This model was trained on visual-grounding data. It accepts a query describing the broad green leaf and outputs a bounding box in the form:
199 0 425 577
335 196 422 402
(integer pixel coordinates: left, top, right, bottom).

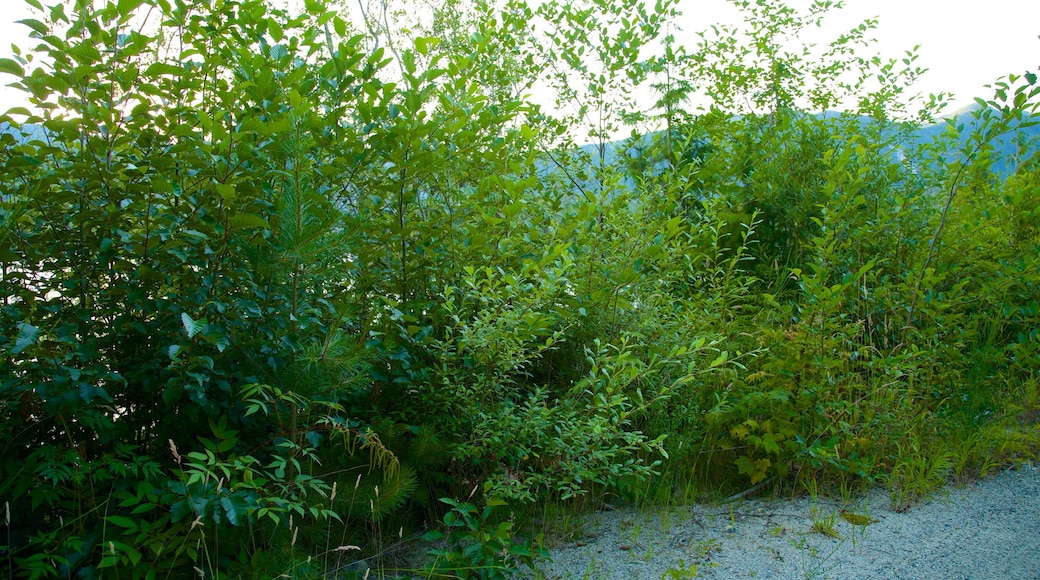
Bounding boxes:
5 154 41 168
205 328 230 352
236 117 265 134
67 43 102 64
150 178 173 194
117 0 145 19
17 18 47 35
268 18 283 42
708 351 729 368
216 437 237 453
143 62 184 77
220 495 249 526
415 36 439 57
0 58 24 77
12 322 39 354
80 384 113 404
181 313 206 339
761 433 782 455
229 213 269 229
106 515 139 530
215 183 237 202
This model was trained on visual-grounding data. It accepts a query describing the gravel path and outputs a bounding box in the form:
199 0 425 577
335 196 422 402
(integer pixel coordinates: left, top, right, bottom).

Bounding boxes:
537 463 1040 579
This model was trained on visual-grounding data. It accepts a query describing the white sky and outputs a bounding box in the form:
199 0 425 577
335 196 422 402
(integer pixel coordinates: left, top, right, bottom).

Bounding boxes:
0 0 1036 115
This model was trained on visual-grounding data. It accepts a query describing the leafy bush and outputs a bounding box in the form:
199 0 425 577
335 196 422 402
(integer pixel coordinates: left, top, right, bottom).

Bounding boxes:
0 0 408 575
424 497 547 579
1 0 1039 576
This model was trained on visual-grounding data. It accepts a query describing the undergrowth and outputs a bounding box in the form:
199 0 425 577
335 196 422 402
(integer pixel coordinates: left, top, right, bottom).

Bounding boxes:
1 0 1038 577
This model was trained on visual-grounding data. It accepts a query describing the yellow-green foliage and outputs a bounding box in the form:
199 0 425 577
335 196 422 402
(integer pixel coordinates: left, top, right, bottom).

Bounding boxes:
1 0 1038 578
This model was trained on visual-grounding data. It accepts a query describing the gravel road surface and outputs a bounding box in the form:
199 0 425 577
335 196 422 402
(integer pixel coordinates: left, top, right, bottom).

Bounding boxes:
538 463 1040 579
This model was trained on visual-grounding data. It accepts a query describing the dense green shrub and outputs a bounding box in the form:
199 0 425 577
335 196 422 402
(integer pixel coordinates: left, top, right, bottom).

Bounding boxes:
1 0 1038 576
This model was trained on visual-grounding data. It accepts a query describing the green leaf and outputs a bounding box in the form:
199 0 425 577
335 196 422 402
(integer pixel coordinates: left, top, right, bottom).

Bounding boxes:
106 515 139 530
67 42 102 64
4 154 40 170
235 117 266 134
0 58 24 77
215 183 237 202
181 313 206 339
268 18 284 42
143 62 184 77
117 0 145 19
840 510 877 526
221 496 244 526
415 36 439 57
216 437 236 453
210 332 229 353
12 322 39 354
708 351 729 368
761 433 782 455
17 18 47 36
229 213 269 229
80 383 112 404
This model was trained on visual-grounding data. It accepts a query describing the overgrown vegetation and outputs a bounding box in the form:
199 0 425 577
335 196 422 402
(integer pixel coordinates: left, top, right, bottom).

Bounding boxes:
0 0 1037 577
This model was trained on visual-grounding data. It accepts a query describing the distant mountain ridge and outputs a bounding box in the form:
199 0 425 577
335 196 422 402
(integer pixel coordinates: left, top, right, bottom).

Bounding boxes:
4 106 1037 181
570 106 1040 179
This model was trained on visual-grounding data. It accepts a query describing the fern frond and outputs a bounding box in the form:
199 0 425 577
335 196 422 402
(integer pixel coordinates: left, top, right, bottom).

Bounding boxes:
360 428 400 480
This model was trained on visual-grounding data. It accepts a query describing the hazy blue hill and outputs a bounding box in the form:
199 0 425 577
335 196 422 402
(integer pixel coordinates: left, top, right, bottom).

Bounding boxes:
5 105 1038 181
913 104 1040 174
558 106 1039 181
